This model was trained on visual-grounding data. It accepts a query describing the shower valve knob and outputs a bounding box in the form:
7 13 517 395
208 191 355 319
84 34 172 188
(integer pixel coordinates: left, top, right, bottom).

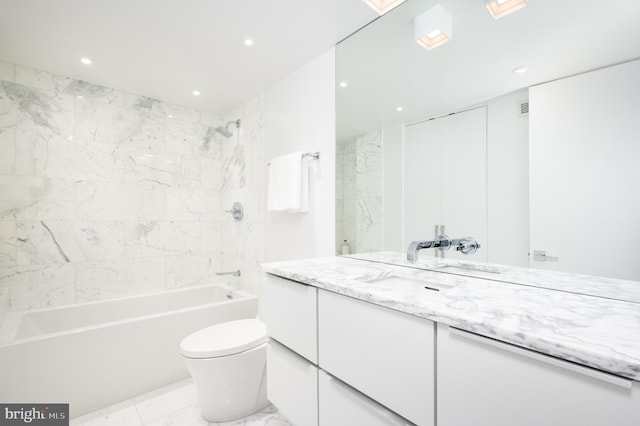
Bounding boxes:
225 202 243 221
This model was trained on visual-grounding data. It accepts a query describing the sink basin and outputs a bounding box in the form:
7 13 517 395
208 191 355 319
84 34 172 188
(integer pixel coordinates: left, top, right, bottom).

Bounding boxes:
364 275 453 293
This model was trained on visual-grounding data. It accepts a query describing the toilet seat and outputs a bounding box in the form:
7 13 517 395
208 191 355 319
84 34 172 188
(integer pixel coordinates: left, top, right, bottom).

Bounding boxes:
180 319 266 359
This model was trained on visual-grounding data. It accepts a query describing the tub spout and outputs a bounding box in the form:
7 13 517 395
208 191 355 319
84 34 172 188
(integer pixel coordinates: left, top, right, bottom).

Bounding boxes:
216 270 241 277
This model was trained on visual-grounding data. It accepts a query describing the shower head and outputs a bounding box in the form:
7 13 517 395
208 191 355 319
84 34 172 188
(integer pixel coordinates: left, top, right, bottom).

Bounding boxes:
214 118 241 138
215 126 233 138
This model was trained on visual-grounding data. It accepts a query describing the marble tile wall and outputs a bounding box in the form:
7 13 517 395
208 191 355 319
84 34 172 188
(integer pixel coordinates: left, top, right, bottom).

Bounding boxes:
336 129 383 254
217 95 265 298
335 143 346 254
0 60 264 312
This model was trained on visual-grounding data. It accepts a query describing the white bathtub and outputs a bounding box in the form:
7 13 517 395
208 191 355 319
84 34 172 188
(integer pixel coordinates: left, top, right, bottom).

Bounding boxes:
0 284 258 418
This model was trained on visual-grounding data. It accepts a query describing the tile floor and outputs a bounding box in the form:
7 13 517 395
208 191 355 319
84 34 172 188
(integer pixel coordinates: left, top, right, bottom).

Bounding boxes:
70 378 292 426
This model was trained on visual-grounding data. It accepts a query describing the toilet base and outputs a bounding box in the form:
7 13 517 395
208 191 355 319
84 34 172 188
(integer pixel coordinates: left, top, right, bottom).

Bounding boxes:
185 342 269 422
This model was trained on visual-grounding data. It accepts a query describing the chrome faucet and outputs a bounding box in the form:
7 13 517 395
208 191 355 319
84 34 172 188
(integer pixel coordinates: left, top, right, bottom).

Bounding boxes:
407 235 480 263
407 235 452 263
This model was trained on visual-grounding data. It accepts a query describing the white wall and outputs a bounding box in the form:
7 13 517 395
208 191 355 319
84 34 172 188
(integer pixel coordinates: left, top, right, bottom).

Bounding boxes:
486 89 529 267
529 59 640 280
264 49 336 262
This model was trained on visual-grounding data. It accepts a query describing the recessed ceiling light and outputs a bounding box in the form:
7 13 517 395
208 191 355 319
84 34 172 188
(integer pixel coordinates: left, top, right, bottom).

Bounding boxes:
244 38 254 47
485 0 528 20
80 57 92 65
396 106 403 112
192 90 201 96
513 66 527 74
167 114 174 119
363 0 406 15
339 81 348 88
415 5 453 51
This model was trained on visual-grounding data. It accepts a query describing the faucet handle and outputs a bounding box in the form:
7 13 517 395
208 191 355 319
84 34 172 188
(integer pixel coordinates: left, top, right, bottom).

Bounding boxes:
456 237 480 255
436 235 452 251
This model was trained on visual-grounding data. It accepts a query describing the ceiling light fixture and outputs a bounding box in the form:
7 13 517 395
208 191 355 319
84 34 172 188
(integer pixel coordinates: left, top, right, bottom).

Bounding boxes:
396 106 403 112
80 57 92 65
244 38 254 47
485 0 527 20
192 90 201 96
512 66 527 74
363 0 406 15
339 81 348 88
415 5 452 51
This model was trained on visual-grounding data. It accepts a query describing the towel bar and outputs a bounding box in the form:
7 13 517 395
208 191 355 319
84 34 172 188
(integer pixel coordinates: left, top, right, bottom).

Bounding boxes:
268 151 319 166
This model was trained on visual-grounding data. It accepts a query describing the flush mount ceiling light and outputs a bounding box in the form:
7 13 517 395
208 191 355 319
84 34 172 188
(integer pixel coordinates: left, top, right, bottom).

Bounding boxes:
244 38 254 47
192 90 201 96
415 5 452 51
80 57 92 65
485 0 527 20
363 0 406 15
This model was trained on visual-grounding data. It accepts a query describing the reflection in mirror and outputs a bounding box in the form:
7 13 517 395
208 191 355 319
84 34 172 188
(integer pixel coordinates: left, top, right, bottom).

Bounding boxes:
335 0 640 285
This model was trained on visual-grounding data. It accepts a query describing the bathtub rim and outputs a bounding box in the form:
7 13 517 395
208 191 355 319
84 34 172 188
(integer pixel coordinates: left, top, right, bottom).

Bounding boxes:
0 283 256 346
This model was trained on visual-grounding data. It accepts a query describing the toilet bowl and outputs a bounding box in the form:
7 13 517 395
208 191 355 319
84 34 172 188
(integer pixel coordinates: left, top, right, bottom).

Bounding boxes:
180 318 269 422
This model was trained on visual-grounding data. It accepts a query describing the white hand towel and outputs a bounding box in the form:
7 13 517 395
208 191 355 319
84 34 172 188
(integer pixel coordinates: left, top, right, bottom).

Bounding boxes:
267 152 310 212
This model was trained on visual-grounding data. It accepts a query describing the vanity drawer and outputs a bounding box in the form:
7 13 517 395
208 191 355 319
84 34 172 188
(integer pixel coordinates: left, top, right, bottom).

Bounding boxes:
264 274 317 363
437 324 640 426
319 370 413 426
267 340 318 426
318 289 435 426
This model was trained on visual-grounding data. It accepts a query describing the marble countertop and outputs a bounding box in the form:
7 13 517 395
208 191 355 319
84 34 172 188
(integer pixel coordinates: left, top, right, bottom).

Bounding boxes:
262 254 640 381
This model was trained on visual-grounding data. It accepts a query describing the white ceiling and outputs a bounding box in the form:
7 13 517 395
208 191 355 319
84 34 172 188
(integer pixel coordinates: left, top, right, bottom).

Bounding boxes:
0 0 377 115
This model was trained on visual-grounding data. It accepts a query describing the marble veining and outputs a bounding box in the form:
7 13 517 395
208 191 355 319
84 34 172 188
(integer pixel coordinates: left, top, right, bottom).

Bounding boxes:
0 59 266 311
336 129 383 254
262 255 640 381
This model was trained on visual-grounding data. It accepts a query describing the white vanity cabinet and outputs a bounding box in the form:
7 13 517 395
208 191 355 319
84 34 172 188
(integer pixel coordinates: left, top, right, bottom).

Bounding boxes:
267 339 318 426
318 370 412 426
318 289 435 426
264 274 317 363
265 273 433 425
264 274 318 426
437 324 640 426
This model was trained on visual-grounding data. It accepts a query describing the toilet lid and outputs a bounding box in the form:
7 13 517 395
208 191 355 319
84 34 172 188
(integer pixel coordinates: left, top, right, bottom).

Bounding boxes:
180 319 267 359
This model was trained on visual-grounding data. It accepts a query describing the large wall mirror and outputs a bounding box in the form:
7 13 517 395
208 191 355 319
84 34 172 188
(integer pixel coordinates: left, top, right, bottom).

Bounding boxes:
335 0 640 283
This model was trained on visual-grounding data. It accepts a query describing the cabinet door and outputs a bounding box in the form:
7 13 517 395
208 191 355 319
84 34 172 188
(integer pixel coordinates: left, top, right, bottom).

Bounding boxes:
319 370 413 426
267 340 318 426
264 274 317 363
318 290 435 426
437 324 640 426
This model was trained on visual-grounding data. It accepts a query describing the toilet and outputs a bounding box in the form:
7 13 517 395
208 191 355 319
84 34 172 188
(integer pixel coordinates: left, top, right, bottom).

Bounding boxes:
180 318 269 422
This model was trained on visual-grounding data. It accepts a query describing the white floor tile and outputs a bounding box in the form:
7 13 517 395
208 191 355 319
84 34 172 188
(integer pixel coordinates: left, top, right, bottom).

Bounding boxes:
144 403 208 426
71 378 288 426
210 405 293 426
70 399 142 426
133 378 199 424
